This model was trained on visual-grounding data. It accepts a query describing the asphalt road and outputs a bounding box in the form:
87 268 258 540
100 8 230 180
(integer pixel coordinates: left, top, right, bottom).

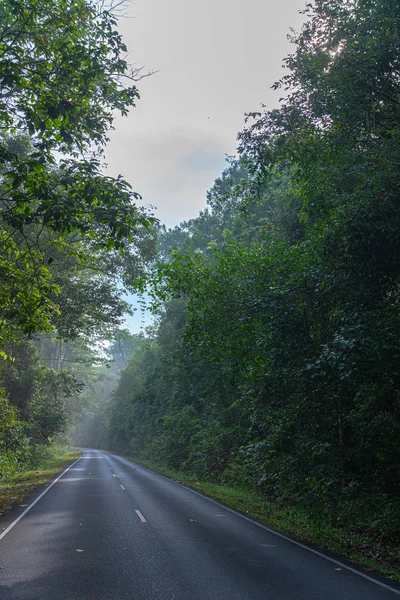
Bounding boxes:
1 449 399 600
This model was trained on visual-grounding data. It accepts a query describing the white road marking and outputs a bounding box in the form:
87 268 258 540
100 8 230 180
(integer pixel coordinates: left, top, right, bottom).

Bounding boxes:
0 455 82 542
215 514 226 517
120 484 125 490
135 509 146 523
80 456 102 459
116 454 400 597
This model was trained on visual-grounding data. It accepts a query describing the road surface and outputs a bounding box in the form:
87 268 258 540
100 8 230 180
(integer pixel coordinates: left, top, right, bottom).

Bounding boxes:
0 448 399 599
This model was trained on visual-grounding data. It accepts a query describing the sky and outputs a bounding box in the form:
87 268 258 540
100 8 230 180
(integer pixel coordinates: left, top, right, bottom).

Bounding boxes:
105 0 306 228
104 0 307 331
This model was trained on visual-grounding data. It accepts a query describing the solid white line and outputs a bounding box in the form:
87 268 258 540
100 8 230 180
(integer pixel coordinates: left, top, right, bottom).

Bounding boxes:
135 509 146 523
110 454 400 597
0 455 83 542
184 488 400 595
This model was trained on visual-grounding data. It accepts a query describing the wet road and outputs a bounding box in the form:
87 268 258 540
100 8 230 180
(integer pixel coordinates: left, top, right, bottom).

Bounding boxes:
1 448 399 599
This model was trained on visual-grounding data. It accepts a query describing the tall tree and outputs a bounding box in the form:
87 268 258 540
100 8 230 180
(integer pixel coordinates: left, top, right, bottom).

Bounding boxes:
0 0 158 474
100 0 400 546
0 0 156 342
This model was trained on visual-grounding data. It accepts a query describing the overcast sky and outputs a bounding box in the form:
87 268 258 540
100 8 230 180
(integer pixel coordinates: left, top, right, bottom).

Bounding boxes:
105 0 306 228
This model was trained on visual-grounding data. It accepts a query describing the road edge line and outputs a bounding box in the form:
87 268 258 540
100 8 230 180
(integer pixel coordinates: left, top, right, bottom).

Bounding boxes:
169 476 400 595
109 452 400 597
0 454 83 542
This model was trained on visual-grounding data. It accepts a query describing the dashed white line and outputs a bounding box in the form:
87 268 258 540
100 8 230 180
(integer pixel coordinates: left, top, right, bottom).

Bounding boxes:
120 484 125 490
122 456 400 597
135 509 146 523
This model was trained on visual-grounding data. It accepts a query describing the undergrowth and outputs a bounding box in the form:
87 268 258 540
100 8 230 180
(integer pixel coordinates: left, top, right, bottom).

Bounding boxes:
119 453 400 584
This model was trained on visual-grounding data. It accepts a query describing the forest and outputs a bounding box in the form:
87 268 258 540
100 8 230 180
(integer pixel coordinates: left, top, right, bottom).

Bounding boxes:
1 0 400 565
0 0 157 478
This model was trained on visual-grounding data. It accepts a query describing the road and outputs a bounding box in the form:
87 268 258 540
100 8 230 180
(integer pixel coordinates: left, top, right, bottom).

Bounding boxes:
0 449 399 599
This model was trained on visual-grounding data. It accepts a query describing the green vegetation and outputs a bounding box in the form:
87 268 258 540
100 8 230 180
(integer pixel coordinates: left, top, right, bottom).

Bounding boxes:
2 0 400 580
83 0 400 576
0 446 81 516
0 0 156 477
120 454 400 582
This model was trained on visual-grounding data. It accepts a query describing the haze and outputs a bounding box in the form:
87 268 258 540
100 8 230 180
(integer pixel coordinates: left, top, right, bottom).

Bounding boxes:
105 0 306 227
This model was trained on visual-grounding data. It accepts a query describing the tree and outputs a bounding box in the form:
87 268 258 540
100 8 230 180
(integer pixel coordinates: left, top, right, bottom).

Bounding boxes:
0 0 154 242
0 0 156 342
99 0 400 548
0 0 160 476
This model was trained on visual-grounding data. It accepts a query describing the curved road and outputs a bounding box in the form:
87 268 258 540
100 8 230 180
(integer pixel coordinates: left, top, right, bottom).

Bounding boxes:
0 449 399 599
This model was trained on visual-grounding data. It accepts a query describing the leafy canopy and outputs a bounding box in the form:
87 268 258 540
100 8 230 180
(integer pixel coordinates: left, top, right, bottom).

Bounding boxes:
0 0 155 248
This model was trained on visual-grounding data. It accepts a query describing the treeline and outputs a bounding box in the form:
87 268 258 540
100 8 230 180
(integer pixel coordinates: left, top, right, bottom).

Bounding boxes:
0 0 155 476
102 0 400 542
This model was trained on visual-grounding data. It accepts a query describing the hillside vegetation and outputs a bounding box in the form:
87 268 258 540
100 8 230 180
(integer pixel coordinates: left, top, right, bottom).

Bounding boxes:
95 0 400 560
0 0 156 479
1 0 400 572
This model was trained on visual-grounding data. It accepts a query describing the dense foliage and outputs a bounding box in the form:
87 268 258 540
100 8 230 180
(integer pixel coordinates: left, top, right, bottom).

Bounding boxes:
0 0 156 476
100 0 400 544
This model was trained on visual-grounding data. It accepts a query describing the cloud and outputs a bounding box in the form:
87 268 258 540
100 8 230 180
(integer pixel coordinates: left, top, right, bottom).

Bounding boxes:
180 149 225 173
105 125 231 226
103 0 306 228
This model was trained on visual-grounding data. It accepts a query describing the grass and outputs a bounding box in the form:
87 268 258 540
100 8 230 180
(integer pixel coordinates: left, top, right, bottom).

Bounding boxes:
118 454 400 584
0 447 82 517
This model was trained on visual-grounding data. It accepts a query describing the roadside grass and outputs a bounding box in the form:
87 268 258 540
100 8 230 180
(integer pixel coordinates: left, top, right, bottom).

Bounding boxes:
120 454 400 584
0 447 82 517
